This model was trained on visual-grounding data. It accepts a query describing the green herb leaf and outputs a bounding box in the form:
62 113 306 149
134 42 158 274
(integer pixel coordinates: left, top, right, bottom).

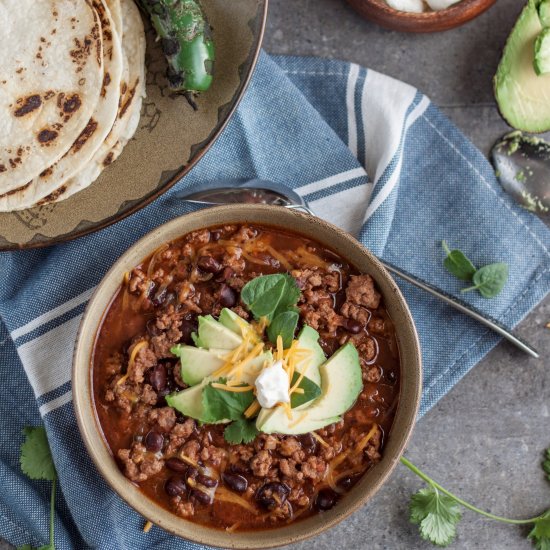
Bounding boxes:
290 372 322 408
461 263 509 298
543 449 550 482
201 380 255 423
224 418 259 444
442 241 477 281
409 486 462 547
267 310 299 348
529 511 550 550
20 426 56 482
241 274 301 321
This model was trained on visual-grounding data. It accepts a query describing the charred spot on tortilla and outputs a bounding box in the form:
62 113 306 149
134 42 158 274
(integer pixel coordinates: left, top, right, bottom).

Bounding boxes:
103 151 115 166
37 128 59 145
0 165 6 173
40 166 53 178
43 90 55 101
119 80 138 118
14 95 42 117
101 72 111 98
62 94 82 114
38 185 67 205
70 119 98 153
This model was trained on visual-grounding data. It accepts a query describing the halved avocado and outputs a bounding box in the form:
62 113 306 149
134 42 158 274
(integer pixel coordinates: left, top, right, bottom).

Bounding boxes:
495 0 550 132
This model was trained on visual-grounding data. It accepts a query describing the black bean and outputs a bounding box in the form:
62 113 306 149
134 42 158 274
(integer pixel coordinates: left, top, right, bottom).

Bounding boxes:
165 476 186 497
343 318 363 334
255 482 290 510
315 489 338 511
218 284 237 308
197 255 222 273
186 466 199 481
210 230 222 241
151 286 167 307
146 319 161 336
222 472 248 493
299 433 317 454
196 474 218 488
149 363 167 392
144 431 163 452
165 457 187 473
191 489 212 505
179 319 197 344
338 475 358 491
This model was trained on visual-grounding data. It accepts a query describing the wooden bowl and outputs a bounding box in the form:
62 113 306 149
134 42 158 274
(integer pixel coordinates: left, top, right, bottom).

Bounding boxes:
345 0 497 33
73 205 422 548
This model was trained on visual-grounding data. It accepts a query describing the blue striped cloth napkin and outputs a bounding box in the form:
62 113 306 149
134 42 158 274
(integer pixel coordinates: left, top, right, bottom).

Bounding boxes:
0 52 548 550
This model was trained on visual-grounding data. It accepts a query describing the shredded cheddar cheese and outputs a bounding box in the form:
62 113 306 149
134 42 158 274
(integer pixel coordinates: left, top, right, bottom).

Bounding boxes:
211 383 254 392
215 487 258 514
244 399 261 419
117 339 148 386
311 432 329 448
276 335 284 361
143 520 153 533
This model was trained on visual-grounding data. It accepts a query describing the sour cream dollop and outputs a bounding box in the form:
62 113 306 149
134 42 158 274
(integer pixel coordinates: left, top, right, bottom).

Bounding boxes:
386 0 460 12
255 360 290 409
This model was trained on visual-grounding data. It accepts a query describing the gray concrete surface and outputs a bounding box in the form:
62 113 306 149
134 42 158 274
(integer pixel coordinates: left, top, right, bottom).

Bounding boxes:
2 1 548 549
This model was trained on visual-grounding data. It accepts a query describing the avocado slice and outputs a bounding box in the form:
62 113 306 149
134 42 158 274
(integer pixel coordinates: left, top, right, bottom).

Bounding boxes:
295 325 325 387
256 343 362 435
535 27 550 74
256 406 341 435
172 346 225 386
218 308 251 336
195 315 243 350
495 0 550 132
539 0 550 27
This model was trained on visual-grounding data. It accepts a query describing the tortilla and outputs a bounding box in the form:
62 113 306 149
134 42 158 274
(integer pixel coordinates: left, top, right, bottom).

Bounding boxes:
43 0 146 206
0 0 104 193
0 0 123 211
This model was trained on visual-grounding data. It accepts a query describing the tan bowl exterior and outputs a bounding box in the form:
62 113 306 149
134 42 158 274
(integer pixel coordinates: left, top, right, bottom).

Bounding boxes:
73 204 422 549
346 0 497 33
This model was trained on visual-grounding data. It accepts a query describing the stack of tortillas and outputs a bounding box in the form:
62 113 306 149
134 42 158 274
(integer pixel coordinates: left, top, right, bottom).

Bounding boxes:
0 0 146 211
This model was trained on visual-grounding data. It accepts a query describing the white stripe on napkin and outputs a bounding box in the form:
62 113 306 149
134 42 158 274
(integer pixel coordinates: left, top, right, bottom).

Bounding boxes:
11 287 94 340
296 167 367 196
364 95 431 221
346 63 360 157
17 315 81 398
40 390 73 416
310 183 373 236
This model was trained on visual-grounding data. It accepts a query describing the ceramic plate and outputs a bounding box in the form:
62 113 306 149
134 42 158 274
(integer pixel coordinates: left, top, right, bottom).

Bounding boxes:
0 0 268 250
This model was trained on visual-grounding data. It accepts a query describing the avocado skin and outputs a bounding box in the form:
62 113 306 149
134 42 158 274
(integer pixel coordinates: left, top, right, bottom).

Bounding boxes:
494 0 550 133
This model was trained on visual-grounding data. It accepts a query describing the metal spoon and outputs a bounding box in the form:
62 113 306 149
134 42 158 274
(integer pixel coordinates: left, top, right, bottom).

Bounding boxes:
175 179 539 358
491 131 550 225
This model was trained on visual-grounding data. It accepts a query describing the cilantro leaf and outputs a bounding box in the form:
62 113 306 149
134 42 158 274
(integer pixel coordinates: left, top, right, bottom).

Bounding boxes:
529 511 550 550
20 426 56 482
201 380 255 423
409 486 462 547
290 372 321 408
241 274 301 321
542 449 550 482
224 419 259 444
442 241 477 281
267 310 299 348
462 263 509 299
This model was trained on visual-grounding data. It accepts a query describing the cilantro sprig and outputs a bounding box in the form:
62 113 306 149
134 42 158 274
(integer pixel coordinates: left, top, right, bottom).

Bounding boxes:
18 426 57 550
401 453 550 548
241 273 301 346
441 241 508 299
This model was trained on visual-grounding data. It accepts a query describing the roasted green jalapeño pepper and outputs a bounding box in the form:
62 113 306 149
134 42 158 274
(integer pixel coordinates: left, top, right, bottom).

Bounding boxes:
139 0 215 95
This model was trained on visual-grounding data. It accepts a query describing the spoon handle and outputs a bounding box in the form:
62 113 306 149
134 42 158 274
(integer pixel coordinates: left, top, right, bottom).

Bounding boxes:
381 261 539 359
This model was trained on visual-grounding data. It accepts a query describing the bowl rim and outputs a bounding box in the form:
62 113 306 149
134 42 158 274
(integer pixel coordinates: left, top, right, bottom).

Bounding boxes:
72 204 422 549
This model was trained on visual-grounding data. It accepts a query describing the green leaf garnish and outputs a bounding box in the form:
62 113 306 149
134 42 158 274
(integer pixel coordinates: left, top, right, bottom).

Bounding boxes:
201 380 255 423
290 372 321 408
543 448 550 482
529 511 550 550
20 426 56 482
442 240 477 281
19 426 57 550
461 263 508 299
267 310 299 348
441 241 508 298
241 273 300 321
224 418 259 444
410 486 461 547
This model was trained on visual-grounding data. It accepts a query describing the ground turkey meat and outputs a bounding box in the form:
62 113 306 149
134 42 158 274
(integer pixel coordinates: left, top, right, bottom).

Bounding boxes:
250 450 272 477
148 407 176 433
345 274 381 309
118 442 164 482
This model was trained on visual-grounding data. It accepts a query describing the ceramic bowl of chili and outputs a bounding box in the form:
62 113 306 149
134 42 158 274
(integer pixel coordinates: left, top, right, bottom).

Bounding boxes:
345 0 497 33
73 204 422 548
